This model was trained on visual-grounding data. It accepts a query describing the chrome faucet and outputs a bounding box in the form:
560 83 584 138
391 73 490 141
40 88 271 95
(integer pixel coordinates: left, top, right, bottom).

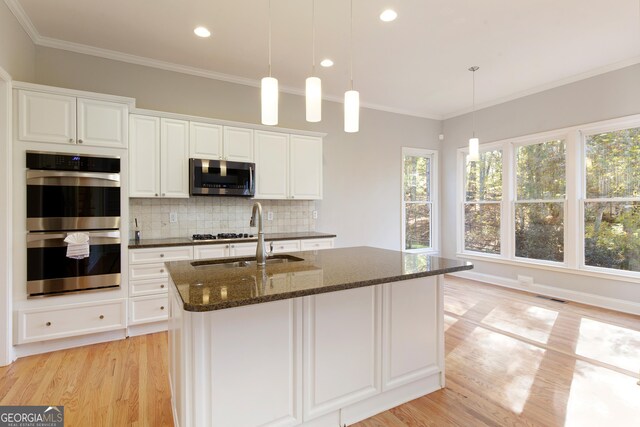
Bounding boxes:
250 202 267 266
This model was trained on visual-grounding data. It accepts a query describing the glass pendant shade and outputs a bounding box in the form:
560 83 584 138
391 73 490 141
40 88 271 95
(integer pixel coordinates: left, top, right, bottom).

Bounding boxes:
306 77 322 122
468 137 480 161
344 90 359 133
261 76 278 126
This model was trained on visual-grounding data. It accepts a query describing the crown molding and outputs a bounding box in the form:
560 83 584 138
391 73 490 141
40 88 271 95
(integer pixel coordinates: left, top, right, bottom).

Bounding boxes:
4 0 39 42
442 55 640 120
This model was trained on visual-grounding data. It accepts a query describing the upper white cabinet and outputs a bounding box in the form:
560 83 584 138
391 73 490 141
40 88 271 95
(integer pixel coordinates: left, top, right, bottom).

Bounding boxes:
290 135 323 199
129 115 189 198
18 90 128 148
254 131 290 199
189 123 254 162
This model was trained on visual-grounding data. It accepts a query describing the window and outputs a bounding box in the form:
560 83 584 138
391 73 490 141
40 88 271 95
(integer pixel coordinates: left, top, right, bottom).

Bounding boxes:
515 139 566 262
463 149 502 254
583 127 640 272
402 148 437 252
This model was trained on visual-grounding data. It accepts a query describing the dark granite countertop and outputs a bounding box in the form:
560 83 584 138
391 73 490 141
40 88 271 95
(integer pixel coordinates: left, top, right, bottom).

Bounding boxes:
128 231 337 249
166 246 473 312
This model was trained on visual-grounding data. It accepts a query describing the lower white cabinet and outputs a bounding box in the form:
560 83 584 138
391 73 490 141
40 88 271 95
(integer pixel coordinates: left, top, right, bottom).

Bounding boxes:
129 294 169 325
300 238 334 251
18 299 126 344
270 239 301 254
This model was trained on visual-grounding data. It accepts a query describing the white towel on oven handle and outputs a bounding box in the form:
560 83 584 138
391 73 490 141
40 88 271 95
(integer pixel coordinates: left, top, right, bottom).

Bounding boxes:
64 232 90 260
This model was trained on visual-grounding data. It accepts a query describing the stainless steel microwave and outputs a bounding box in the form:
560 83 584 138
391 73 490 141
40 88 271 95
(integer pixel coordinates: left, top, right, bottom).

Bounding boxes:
189 159 255 197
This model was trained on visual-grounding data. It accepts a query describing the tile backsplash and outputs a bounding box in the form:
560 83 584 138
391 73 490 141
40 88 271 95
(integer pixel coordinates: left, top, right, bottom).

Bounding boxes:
129 197 317 239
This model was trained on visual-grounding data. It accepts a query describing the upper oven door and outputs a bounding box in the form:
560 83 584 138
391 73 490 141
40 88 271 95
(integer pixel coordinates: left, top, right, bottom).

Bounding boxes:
26 170 121 231
190 159 255 197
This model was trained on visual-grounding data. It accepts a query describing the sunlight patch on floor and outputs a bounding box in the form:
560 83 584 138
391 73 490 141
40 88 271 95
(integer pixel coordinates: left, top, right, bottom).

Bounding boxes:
575 317 640 373
482 302 559 344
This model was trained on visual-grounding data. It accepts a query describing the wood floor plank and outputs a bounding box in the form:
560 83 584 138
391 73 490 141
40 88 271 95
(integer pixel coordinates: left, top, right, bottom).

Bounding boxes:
1 277 638 426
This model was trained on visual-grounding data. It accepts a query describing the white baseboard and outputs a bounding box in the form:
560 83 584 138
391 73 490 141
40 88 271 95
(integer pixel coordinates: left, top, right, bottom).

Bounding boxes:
14 329 127 358
451 271 640 316
127 321 168 337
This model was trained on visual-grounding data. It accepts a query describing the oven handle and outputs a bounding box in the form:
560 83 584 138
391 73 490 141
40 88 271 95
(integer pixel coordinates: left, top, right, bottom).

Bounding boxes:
27 170 120 186
27 230 121 247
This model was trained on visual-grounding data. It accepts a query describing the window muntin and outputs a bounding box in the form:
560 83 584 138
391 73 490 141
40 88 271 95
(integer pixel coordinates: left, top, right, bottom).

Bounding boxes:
515 139 566 263
463 150 502 254
403 150 435 251
583 127 640 272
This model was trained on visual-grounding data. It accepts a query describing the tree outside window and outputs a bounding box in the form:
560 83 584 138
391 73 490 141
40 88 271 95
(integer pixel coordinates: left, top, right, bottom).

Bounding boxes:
403 148 436 251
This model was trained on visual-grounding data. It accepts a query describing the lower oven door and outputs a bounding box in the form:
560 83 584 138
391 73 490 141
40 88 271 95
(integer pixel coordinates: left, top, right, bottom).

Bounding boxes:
26 230 121 297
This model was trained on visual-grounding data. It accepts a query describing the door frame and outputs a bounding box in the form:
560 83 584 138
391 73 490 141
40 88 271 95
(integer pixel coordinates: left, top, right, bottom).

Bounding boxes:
0 66 14 366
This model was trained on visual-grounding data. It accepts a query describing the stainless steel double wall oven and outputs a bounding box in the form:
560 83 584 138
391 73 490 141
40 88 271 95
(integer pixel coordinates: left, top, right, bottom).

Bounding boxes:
26 151 122 297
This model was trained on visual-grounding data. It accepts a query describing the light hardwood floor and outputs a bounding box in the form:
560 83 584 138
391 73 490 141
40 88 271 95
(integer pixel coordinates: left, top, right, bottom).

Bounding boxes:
1 276 639 426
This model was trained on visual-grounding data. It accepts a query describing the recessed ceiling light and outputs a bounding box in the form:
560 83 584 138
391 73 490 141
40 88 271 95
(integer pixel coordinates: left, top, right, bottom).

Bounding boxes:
320 59 334 67
194 26 211 38
379 9 397 22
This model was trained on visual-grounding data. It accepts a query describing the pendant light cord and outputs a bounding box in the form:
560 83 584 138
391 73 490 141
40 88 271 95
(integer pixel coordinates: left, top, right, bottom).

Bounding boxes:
268 0 272 77
350 0 354 90
312 0 316 75
472 70 476 138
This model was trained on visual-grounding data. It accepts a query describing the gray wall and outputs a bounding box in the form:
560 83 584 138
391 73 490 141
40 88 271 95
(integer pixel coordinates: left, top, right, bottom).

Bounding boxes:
34 46 442 250
0 1 35 80
442 63 640 304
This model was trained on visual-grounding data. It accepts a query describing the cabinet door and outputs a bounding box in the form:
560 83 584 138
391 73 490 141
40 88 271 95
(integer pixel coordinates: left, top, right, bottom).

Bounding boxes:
77 98 128 148
230 242 257 257
303 286 381 420
189 122 222 160
290 135 323 200
270 240 301 254
254 131 289 199
224 126 254 162
161 118 190 198
382 277 439 390
18 90 76 144
193 244 229 260
129 115 160 197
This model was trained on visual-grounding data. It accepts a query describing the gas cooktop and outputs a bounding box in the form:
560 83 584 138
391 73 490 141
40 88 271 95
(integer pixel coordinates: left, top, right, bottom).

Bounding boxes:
191 233 255 242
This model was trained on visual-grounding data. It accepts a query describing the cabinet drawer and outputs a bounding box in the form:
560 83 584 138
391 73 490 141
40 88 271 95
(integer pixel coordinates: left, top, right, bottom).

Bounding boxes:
300 238 334 251
129 263 168 280
19 299 126 344
129 246 193 264
193 244 229 260
270 240 301 253
130 278 169 297
130 295 169 325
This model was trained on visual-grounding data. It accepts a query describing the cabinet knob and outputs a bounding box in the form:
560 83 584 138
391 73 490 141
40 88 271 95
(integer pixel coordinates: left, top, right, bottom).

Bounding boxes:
78 139 83 144
160 268 165 273
160 306 165 310
161 284 165 288
99 315 104 320
68 138 74 143
46 321 51 326
231 244 235 248
160 253 165 258
155 193 159 197
162 193 166 196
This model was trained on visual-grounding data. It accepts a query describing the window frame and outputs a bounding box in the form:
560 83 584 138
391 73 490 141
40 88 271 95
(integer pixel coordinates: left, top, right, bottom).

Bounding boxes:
455 114 640 282
401 147 438 254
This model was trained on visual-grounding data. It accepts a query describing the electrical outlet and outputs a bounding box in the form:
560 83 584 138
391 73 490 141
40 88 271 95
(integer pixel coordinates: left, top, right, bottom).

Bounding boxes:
312 210 318 219
267 211 273 221
517 275 534 286
169 212 178 223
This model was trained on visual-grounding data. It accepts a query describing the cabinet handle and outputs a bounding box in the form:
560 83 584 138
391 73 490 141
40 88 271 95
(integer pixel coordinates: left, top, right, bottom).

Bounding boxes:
68 138 74 143
99 315 104 320
162 193 166 196
78 139 83 144
161 284 165 288
46 321 51 326
160 306 165 310
160 269 165 273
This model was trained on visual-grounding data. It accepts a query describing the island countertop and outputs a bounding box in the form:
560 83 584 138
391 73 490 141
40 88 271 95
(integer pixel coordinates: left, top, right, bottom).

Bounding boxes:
166 246 473 312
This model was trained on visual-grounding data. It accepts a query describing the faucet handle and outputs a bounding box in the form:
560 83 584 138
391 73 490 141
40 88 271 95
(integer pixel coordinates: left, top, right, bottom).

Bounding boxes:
269 241 274 255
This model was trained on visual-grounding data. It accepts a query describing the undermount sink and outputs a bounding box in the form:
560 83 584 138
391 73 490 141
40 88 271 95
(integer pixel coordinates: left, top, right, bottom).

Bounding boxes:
191 254 304 269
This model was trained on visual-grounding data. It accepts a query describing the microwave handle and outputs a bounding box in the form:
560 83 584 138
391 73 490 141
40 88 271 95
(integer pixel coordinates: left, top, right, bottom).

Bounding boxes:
249 166 253 191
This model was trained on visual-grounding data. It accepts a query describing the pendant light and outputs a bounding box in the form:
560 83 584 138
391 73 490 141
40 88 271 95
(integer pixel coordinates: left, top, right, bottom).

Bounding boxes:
261 0 278 125
468 66 480 161
344 0 359 133
306 0 322 122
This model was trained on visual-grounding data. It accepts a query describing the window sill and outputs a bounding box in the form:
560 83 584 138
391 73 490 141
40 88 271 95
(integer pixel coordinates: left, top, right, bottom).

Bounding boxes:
456 252 640 284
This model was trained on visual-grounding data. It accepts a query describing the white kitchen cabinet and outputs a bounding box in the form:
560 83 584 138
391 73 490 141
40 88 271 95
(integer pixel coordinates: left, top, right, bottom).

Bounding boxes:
129 294 168 325
270 240 301 254
300 238 334 251
189 122 222 160
161 118 190 198
230 241 258 256
254 131 323 200
18 90 128 148
254 130 289 199
129 115 189 198
290 135 323 199
303 286 381 420
193 242 258 260
224 126 254 162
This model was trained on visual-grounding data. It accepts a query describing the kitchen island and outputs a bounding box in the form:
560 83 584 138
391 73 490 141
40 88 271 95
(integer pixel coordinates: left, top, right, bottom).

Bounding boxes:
166 246 472 427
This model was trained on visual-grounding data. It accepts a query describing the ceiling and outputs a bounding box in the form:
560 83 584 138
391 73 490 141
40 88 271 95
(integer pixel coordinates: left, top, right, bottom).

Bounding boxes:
9 0 640 119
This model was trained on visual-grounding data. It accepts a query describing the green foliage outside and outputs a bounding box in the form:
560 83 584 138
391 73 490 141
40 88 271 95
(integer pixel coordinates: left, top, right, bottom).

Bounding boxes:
404 155 431 249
